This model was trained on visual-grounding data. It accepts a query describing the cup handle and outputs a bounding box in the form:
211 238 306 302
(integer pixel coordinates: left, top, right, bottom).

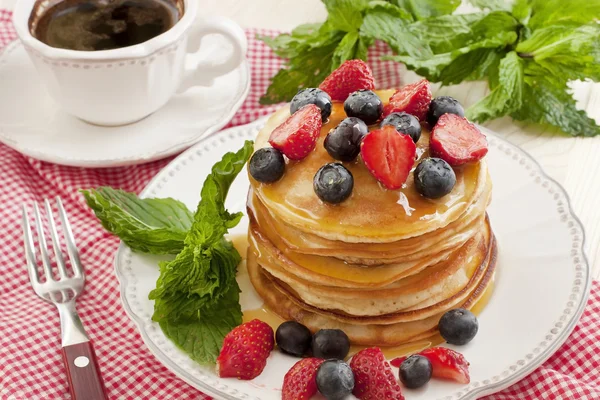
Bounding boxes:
177 17 247 93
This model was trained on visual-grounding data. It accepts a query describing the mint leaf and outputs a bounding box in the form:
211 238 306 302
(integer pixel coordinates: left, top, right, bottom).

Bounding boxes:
159 283 242 364
82 187 192 254
393 0 460 20
323 0 367 32
468 0 511 12
510 63 600 137
332 31 360 66
467 51 524 122
511 0 532 24
528 0 600 30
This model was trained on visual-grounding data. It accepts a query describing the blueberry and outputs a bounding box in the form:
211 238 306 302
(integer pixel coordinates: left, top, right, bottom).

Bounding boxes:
414 158 456 199
324 117 369 162
380 112 422 143
313 164 354 204
399 355 432 389
291 88 332 122
316 360 355 400
427 96 465 126
249 148 285 183
439 308 479 345
343 90 383 125
275 321 312 357
312 329 350 359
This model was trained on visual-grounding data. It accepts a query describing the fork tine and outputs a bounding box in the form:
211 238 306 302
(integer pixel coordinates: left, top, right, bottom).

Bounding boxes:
56 197 83 278
33 201 55 282
22 205 40 284
45 199 69 279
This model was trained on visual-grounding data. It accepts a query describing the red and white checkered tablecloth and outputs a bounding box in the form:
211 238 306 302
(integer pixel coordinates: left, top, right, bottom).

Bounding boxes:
0 9 599 399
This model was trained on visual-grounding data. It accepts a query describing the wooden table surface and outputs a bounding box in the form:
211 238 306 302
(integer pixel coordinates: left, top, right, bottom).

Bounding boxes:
3 0 599 279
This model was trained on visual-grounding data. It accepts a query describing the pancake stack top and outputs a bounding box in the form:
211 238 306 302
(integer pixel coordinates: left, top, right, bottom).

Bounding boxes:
246 88 496 347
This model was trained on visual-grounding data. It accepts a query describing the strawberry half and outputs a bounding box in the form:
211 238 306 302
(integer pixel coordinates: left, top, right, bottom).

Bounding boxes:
383 79 432 121
430 113 488 166
216 319 274 380
269 104 322 160
282 358 324 400
319 60 376 101
419 347 470 384
360 126 417 190
390 356 407 368
350 347 405 400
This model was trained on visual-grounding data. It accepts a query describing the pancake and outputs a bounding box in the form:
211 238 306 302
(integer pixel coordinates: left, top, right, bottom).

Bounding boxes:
251 93 488 243
247 236 497 346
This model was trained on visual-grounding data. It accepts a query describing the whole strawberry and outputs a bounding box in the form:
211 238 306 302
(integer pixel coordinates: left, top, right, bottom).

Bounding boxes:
350 347 405 400
319 60 376 101
216 319 275 380
282 358 324 400
383 79 432 121
269 104 322 160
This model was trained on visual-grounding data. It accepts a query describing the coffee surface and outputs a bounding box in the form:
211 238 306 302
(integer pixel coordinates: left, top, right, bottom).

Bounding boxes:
33 0 181 51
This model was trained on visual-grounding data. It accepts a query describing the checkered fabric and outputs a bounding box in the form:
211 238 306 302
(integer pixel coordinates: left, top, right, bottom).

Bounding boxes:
0 11 598 400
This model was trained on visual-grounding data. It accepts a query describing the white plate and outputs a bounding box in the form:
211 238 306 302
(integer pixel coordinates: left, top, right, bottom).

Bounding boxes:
0 39 250 168
115 119 591 400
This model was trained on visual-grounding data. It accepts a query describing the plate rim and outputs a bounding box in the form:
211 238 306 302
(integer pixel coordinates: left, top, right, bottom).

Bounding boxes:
0 40 251 168
114 119 591 400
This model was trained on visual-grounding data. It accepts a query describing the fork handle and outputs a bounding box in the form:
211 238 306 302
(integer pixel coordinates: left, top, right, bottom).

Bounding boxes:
62 341 107 400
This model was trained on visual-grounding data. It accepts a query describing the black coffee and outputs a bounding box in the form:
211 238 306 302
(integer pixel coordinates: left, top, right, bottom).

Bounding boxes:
32 0 182 51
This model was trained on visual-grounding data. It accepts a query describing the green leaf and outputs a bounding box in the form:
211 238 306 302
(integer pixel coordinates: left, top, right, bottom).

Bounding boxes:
393 0 461 20
323 0 367 32
332 31 360 66
81 187 193 254
512 0 532 24
510 62 600 137
467 51 524 122
528 0 600 30
468 0 511 11
159 283 242 364
516 24 600 82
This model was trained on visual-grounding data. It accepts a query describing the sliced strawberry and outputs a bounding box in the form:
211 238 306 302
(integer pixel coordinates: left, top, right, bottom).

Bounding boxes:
319 60 376 101
390 356 407 368
216 319 274 380
430 113 488 166
269 104 322 160
282 358 324 400
419 347 470 384
360 126 417 190
350 347 405 400
383 79 432 121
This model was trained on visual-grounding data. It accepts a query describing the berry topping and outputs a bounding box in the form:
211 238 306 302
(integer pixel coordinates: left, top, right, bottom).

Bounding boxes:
216 319 274 380
439 308 479 345
316 360 355 400
414 158 456 199
390 356 406 368
399 355 432 389
324 117 369 162
380 111 422 143
313 164 354 204
319 59 376 101
350 347 405 400
360 126 417 190
383 79 432 121
344 90 383 125
276 321 312 357
282 358 324 400
419 347 471 384
269 104 323 160
311 329 351 360
430 113 488 166
249 148 285 183
290 88 332 122
427 96 465 126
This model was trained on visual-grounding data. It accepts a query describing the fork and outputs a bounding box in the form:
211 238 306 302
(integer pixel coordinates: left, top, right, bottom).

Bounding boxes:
22 198 107 400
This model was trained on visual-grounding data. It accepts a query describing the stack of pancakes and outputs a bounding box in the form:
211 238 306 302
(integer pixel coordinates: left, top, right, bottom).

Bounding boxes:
247 90 497 346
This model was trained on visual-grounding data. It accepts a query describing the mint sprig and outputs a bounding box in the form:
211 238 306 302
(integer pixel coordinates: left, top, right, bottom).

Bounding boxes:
260 0 600 136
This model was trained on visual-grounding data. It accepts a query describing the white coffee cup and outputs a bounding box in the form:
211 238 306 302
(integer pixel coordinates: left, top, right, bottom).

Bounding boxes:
13 0 247 126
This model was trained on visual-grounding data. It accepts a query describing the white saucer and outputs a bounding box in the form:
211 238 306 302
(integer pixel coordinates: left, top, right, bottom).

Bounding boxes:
115 120 590 400
0 39 250 168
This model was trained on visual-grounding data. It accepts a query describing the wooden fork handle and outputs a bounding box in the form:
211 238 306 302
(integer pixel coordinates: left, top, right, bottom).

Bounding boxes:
61 341 107 400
